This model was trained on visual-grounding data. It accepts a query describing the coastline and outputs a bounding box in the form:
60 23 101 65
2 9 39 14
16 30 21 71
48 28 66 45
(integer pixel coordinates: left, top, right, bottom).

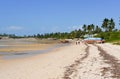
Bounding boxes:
0 42 120 79
0 42 86 79
0 38 60 53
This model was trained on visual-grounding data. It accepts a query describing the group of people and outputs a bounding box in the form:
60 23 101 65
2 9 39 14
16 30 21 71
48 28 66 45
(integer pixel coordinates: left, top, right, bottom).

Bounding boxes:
76 40 80 45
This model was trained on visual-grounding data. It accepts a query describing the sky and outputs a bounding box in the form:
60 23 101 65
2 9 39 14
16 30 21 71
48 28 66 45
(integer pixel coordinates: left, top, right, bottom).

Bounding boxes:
0 0 120 35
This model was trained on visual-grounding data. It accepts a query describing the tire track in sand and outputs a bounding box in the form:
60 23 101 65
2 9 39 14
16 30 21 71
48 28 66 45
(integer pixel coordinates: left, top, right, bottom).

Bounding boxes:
96 45 120 79
62 43 89 79
63 43 120 79
75 44 109 79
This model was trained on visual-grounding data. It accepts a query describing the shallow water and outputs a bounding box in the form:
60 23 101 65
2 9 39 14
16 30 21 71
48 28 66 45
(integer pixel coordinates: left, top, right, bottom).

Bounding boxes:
0 39 37 49
0 44 69 60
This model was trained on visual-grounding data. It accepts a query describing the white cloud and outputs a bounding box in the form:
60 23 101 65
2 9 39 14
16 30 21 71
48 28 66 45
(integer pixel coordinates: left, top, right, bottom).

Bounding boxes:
7 26 23 31
51 26 60 32
68 25 82 31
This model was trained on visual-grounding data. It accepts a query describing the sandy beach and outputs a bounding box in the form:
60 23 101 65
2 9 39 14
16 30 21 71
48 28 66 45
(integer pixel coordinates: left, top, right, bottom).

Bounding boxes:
0 42 120 79
0 42 87 79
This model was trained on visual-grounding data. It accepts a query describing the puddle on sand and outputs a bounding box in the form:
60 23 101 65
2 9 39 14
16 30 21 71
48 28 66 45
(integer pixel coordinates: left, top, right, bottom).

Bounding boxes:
0 44 69 60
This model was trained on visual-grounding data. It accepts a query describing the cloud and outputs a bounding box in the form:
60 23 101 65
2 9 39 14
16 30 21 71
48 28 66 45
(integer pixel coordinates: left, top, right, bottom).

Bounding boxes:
51 26 60 32
7 26 23 31
41 26 63 33
68 25 82 31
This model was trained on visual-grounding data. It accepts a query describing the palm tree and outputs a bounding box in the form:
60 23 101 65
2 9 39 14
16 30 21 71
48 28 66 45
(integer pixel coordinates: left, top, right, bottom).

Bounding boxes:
91 24 95 34
87 25 92 35
108 18 115 32
70 31 76 39
102 18 109 32
82 24 87 33
95 26 102 33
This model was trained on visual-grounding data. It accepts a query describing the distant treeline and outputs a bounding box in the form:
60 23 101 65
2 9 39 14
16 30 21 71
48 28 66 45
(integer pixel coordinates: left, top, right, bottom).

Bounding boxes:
0 18 120 42
33 18 120 41
0 34 27 38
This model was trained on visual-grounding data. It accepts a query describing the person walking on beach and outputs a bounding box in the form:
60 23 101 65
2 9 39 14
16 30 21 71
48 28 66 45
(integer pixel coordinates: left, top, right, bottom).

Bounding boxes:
76 41 78 45
76 40 80 45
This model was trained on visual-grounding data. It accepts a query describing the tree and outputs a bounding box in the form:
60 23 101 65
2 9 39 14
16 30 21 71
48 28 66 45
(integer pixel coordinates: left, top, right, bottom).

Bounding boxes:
90 24 95 34
95 26 102 33
87 25 92 35
108 18 115 32
70 31 75 39
102 18 115 32
102 18 109 32
82 24 87 33
75 29 82 38
91 24 95 31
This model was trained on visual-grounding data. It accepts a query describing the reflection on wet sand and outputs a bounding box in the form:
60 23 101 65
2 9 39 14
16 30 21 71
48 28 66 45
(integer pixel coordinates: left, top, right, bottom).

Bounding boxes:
0 38 69 60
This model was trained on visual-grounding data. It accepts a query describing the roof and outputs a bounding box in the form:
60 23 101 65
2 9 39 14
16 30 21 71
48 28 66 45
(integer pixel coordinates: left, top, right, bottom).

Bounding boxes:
84 37 102 40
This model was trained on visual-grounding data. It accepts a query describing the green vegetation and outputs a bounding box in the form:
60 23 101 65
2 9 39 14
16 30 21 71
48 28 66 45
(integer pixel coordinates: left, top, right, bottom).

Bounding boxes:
35 30 83 39
102 18 115 32
0 18 120 43
113 42 120 45
95 31 120 42
0 34 29 38
95 18 120 42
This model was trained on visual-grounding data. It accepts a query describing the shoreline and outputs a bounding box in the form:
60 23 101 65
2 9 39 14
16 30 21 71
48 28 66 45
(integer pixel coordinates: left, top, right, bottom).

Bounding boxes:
0 42 86 79
0 43 70 60
0 38 61 52
0 42 120 79
0 43 55 53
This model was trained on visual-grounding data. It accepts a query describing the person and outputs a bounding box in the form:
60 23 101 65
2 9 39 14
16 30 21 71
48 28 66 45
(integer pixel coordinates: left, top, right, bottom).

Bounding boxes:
76 40 78 45
76 40 80 45
78 41 80 44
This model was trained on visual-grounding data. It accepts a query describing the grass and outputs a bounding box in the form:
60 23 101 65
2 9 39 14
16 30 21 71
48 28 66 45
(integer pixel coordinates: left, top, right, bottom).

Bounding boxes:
95 31 120 44
113 41 120 45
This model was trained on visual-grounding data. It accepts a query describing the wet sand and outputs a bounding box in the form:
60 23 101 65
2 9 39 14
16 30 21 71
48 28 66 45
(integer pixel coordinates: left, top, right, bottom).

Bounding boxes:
0 44 53 52
0 38 59 53
0 41 120 79
0 38 65 60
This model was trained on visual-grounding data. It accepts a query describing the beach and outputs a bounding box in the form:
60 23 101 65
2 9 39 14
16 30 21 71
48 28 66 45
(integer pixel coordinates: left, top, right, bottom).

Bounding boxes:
0 40 120 79
0 0 120 79
0 41 86 79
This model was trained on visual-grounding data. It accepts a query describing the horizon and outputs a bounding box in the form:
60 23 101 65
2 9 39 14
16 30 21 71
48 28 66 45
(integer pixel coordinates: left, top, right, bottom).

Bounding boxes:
0 0 120 35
